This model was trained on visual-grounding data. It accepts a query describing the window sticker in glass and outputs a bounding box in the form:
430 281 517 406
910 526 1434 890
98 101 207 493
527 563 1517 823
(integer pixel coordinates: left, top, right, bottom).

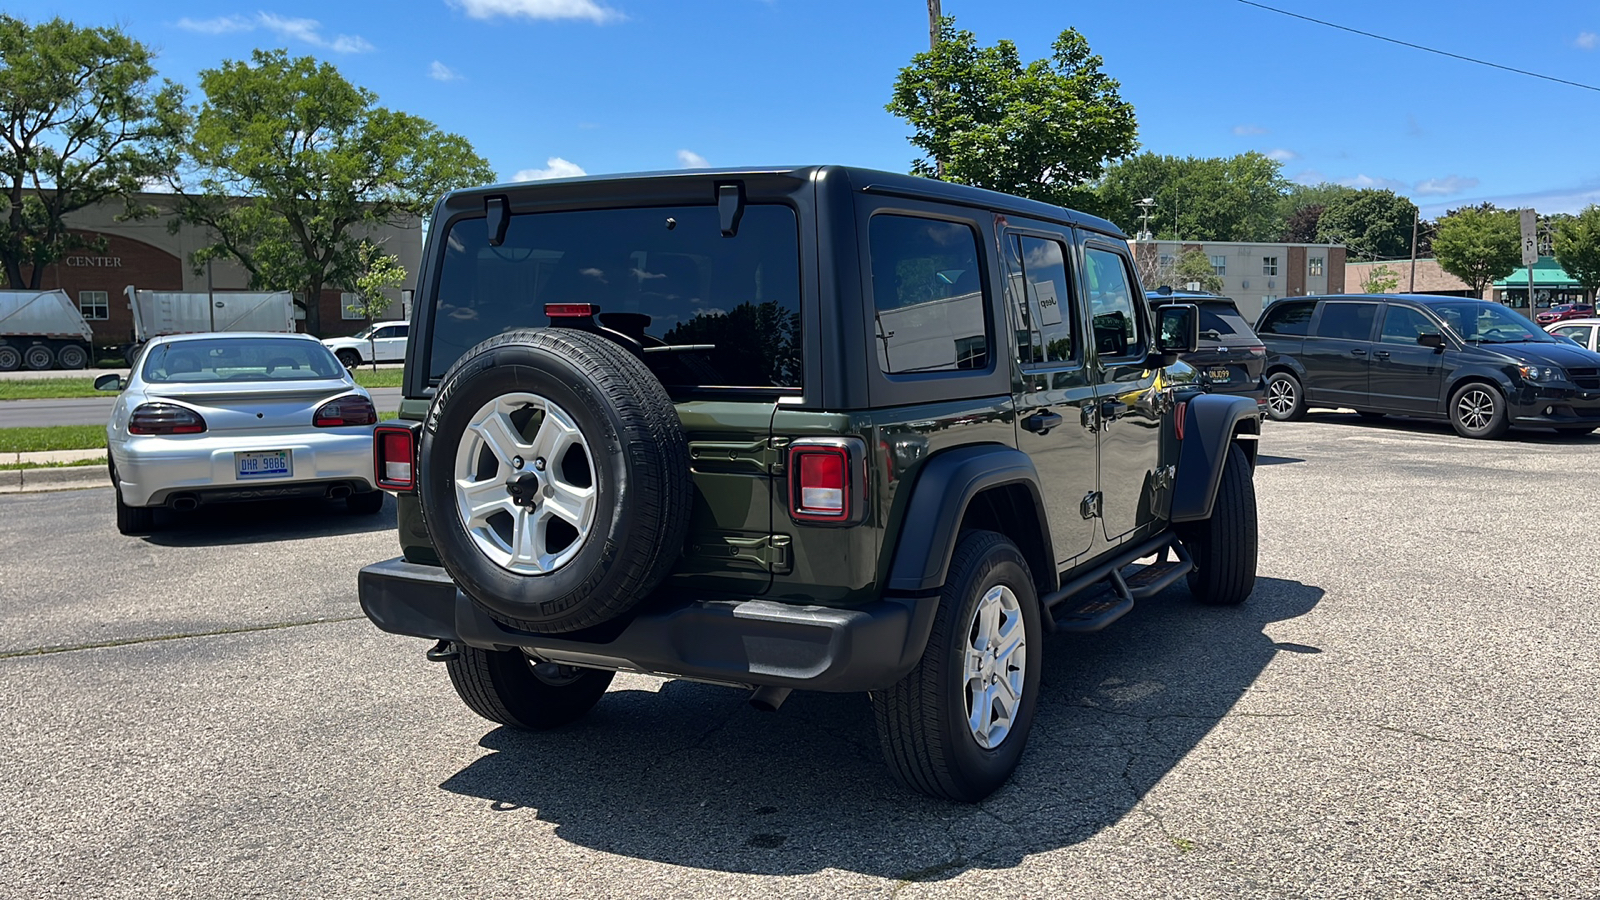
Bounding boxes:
869 215 988 374
1017 236 1074 364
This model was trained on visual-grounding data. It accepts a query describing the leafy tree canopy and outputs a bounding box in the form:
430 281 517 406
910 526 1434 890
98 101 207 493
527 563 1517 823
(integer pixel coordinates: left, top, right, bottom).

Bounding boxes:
887 18 1137 206
0 15 183 288
1553 205 1600 297
1315 189 1418 261
1095 151 1287 242
1432 205 1520 294
172 49 495 334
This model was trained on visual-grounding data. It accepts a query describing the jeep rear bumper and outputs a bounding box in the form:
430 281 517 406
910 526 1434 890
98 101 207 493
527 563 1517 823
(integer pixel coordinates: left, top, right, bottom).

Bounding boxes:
358 557 939 692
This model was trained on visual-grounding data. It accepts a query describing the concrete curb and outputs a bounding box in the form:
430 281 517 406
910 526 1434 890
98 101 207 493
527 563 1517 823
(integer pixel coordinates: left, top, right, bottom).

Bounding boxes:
0 465 108 494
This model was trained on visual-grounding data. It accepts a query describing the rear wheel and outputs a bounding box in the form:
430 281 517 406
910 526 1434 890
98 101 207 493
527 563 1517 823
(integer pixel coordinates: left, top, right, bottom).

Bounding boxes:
1177 443 1257 606
56 343 89 369
22 344 54 370
346 490 385 514
1265 372 1306 421
111 464 155 535
1449 382 1509 439
872 530 1041 802
0 343 18 371
336 349 361 369
445 644 614 729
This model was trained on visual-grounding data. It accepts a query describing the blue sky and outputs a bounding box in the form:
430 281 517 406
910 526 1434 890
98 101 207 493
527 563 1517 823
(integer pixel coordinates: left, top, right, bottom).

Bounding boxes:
16 0 1600 222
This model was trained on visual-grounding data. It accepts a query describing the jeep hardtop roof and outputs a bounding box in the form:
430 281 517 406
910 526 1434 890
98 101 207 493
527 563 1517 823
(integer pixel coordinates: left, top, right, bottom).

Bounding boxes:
430 165 1128 239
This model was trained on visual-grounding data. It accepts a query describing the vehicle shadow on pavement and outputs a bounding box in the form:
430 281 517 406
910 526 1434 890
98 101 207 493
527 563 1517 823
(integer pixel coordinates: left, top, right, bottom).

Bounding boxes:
1308 411 1600 442
439 576 1324 881
140 496 396 547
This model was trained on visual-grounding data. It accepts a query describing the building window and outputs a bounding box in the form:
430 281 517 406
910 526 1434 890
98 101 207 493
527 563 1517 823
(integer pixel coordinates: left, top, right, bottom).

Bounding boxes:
1158 254 1175 268
1209 255 1226 276
79 291 109 320
1262 294 1278 305
341 292 365 320
1263 257 1279 276
1309 256 1324 276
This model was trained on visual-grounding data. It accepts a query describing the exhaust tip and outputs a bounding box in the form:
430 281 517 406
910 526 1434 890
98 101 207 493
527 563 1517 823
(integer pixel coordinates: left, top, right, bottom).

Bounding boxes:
748 686 792 713
170 494 199 512
328 485 352 500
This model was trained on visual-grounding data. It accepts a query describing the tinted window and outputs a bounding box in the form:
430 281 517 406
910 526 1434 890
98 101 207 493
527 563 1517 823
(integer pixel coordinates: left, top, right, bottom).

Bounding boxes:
390 324 409 337
869 215 988 374
142 338 343 383
1009 235 1076 365
1380 306 1437 345
1431 300 1554 343
1196 301 1253 341
1258 301 1314 336
1084 248 1142 358
429 205 802 389
1315 303 1378 341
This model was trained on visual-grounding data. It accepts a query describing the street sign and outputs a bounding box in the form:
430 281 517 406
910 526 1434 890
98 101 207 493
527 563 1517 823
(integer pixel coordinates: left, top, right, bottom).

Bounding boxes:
1520 209 1539 266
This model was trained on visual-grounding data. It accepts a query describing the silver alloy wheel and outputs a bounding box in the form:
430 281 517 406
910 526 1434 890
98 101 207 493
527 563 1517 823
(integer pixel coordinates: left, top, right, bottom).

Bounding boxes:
1456 388 1496 431
1267 376 1296 416
963 584 1027 750
453 392 597 575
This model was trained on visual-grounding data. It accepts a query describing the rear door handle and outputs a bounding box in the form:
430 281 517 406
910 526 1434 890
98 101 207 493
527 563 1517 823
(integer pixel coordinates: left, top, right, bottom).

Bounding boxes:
1374 350 1391 358
1351 348 1367 356
1100 399 1129 420
1023 411 1063 434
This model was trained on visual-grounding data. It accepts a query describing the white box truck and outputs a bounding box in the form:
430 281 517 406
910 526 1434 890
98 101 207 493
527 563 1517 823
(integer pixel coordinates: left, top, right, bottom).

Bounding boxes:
0 289 96 370
123 286 297 364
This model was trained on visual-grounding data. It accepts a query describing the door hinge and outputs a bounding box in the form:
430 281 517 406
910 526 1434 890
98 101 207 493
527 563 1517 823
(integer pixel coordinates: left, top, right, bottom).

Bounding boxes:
1150 464 1176 492
691 533 793 575
689 439 779 474
1080 491 1103 520
1080 405 1100 432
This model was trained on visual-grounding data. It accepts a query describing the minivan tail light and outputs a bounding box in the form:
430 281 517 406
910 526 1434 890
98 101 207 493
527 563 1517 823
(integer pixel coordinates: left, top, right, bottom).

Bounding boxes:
788 438 865 525
374 422 419 492
128 403 206 435
314 394 378 427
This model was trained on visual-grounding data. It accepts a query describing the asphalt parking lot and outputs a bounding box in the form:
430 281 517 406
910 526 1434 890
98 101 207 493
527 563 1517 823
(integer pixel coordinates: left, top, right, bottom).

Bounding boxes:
4 413 1598 899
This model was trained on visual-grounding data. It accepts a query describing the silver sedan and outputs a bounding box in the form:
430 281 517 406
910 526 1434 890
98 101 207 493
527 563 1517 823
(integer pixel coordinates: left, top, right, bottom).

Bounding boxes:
100 332 383 534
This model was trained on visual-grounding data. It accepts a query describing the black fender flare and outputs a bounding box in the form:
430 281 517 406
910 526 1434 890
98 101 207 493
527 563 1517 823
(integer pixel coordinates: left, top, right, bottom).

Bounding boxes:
885 444 1053 594
1171 393 1260 523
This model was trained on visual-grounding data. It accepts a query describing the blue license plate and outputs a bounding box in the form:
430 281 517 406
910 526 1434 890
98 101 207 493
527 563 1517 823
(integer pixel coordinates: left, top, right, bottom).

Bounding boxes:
236 450 291 479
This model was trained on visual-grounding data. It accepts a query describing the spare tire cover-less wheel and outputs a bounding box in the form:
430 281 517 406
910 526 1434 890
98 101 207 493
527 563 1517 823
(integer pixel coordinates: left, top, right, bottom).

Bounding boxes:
419 329 693 634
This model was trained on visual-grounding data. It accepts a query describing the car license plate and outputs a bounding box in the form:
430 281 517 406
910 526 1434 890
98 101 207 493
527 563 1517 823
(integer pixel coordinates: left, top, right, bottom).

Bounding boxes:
1208 368 1232 382
236 450 291 480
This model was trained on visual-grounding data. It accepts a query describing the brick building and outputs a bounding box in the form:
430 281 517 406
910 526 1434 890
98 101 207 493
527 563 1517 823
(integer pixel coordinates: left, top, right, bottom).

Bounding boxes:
15 192 422 349
1130 239 1346 321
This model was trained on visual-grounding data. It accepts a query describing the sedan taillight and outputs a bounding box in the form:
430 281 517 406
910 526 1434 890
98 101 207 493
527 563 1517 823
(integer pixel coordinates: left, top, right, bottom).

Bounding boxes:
128 403 207 435
373 422 419 492
314 395 378 427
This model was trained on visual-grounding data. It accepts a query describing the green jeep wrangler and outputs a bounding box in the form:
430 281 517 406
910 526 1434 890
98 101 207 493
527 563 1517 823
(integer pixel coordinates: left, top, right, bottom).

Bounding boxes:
359 166 1260 802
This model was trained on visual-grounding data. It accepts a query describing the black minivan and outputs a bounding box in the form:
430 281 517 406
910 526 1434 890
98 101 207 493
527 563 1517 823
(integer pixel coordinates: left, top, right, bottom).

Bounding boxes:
1256 293 1600 438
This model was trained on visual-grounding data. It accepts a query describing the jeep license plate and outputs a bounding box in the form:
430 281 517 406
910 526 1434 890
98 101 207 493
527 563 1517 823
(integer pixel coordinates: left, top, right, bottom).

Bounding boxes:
1208 368 1232 382
237 449 291 480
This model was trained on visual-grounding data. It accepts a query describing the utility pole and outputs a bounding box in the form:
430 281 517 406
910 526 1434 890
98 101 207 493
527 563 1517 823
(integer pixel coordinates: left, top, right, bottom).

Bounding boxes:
928 0 944 179
1408 209 1419 293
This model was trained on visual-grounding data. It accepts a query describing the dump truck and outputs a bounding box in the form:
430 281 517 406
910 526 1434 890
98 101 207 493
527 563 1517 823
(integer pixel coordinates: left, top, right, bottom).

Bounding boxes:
123 286 297 364
0 289 96 370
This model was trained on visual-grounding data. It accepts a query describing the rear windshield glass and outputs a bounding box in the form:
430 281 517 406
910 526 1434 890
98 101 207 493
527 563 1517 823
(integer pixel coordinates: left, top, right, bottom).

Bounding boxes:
428 205 802 391
1196 302 1254 341
141 338 344 383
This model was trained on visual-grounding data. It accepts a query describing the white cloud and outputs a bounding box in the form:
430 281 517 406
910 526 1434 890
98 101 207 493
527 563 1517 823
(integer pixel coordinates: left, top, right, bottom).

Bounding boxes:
1232 124 1268 136
1578 31 1598 50
1417 180 1600 218
1338 174 1408 192
1265 148 1298 162
430 61 463 81
513 157 587 181
677 149 709 168
1291 169 1326 185
450 0 624 23
1414 175 1480 197
175 12 373 52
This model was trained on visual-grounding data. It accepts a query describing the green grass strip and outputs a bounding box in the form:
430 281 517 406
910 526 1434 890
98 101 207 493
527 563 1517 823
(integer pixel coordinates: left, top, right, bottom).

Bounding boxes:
0 456 104 471
0 378 106 400
0 424 107 453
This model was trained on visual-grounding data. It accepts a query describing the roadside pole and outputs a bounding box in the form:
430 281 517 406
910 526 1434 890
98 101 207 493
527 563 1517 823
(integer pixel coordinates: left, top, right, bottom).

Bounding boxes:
1520 209 1538 315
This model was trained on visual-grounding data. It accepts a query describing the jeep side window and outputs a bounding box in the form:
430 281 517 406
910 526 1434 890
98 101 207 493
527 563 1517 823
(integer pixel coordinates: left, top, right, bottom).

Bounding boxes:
1257 301 1313 336
868 215 989 375
1083 248 1142 359
1011 235 1076 365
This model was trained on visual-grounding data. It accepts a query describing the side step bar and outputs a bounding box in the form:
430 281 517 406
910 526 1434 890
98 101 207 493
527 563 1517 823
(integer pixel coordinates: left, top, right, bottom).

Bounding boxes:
1041 534 1193 634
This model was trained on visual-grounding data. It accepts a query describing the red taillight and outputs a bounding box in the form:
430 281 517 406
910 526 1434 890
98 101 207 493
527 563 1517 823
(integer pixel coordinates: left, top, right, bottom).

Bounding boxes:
314 395 378 428
1175 401 1188 441
128 403 206 435
788 440 862 523
545 303 597 318
374 423 417 492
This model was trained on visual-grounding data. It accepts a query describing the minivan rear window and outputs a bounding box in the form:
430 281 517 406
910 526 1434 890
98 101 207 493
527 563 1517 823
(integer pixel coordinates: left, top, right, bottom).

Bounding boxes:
1257 301 1313 336
427 205 802 391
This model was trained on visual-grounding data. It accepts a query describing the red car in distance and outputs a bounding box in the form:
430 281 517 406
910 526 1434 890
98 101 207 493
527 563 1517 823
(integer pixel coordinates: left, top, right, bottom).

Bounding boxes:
1536 303 1596 325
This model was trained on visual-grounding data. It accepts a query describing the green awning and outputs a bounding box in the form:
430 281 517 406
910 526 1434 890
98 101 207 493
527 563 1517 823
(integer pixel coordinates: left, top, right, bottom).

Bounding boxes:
1495 256 1581 288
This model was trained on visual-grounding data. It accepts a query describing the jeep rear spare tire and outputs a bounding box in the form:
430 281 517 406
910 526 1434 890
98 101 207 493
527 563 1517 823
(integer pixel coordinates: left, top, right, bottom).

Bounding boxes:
419 328 693 633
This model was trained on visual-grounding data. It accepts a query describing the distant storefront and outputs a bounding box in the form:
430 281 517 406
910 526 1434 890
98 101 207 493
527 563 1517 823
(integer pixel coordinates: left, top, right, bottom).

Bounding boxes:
15 191 421 347
1492 257 1587 312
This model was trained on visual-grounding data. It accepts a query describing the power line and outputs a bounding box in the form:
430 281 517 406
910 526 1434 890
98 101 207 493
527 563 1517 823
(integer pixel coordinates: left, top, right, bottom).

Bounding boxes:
1236 0 1600 94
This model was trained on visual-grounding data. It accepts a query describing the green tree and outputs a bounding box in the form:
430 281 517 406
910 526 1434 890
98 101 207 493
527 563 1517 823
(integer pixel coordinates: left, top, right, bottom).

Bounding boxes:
0 16 184 289
347 241 407 371
1095 152 1288 242
1553 205 1600 301
1315 189 1418 261
1359 263 1400 294
172 50 494 335
1172 249 1224 292
1432 205 1520 295
887 18 1137 205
